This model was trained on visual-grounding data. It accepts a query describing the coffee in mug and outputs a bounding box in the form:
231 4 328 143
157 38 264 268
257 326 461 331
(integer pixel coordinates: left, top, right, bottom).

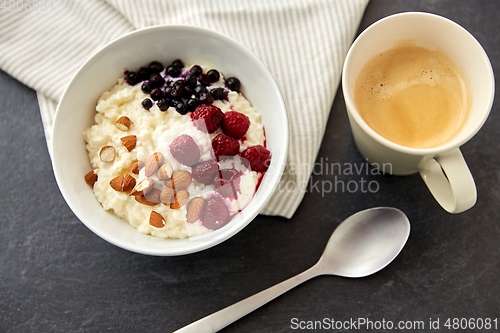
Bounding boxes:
354 40 471 149
342 12 495 213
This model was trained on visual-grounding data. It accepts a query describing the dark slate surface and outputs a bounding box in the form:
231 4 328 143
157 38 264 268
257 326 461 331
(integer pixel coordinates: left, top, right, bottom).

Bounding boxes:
1 1 499 332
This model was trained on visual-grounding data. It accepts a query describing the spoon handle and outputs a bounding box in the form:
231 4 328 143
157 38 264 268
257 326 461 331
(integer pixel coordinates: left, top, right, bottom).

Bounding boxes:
174 264 322 333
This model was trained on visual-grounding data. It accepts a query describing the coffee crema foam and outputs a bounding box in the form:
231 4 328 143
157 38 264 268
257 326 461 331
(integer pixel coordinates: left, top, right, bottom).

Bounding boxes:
354 40 471 149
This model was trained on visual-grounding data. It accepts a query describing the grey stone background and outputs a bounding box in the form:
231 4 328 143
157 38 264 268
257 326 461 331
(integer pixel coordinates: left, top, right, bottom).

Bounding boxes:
0 0 499 332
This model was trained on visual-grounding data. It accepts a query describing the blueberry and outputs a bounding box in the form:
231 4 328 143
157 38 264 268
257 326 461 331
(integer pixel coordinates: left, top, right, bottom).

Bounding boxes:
164 86 173 98
190 65 202 77
173 79 185 89
157 99 169 111
185 73 198 87
225 77 241 91
142 98 153 110
175 101 187 115
125 71 139 85
194 85 207 96
185 98 199 112
199 74 211 86
170 85 184 99
198 92 214 105
182 85 193 99
149 61 164 73
151 88 164 101
172 59 184 69
207 69 220 82
167 65 181 77
166 98 176 107
141 81 152 94
149 73 165 87
138 67 151 81
210 88 227 100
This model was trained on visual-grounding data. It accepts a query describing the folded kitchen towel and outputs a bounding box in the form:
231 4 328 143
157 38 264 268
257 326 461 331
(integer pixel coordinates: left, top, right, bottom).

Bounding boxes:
0 0 368 218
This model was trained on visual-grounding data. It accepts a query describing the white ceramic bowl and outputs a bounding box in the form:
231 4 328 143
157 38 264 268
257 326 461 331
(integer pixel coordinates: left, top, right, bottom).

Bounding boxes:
51 25 289 256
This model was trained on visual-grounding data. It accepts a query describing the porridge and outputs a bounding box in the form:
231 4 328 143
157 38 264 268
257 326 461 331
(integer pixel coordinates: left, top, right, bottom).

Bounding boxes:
83 59 271 239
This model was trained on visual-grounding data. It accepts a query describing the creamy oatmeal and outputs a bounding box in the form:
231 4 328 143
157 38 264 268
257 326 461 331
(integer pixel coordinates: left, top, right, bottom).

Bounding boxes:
83 59 271 239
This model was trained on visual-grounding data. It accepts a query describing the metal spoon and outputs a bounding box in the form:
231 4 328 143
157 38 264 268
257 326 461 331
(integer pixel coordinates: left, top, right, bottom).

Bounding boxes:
175 207 410 333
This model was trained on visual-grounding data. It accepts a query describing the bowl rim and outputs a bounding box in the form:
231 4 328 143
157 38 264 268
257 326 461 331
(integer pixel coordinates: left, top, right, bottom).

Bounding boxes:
51 24 289 256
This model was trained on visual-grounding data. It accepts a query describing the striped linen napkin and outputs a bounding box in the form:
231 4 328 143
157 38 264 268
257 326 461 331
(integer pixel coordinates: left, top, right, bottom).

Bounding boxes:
0 0 368 218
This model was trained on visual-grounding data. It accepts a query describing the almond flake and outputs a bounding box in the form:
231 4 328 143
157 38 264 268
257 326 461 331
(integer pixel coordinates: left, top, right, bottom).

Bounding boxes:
115 116 132 131
121 135 137 152
130 178 154 196
99 146 115 163
186 197 207 223
84 169 98 186
157 162 173 181
170 190 189 209
149 211 165 228
145 152 164 177
128 161 145 175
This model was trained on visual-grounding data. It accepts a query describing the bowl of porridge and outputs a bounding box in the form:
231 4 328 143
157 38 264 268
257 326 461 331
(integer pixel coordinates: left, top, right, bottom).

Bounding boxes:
51 25 288 256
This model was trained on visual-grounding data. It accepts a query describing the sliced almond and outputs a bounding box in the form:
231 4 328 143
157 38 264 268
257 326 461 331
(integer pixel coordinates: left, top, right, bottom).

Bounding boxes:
157 162 173 181
160 187 175 205
128 161 145 175
170 189 189 209
84 169 98 186
122 174 136 191
121 135 137 152
99 146 115 162
130 178 154 196
136 188 161 206
115 116 132 131
164 170 192 189
149 211 165 228
110 174 136 192
109 175 124 191
186 197 207 223
145 152 164 177
145 188 161 203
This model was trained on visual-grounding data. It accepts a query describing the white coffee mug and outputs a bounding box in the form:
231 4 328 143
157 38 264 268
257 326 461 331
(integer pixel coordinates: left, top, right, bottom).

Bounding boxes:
342 12 494 213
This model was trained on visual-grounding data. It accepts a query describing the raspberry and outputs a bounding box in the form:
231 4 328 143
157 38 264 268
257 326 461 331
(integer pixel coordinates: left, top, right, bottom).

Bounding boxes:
202 197 230 230
222 111 250 140
169 134 200 166
212 134 240 158
241 145 271 172
190 105 224 133
214 168 241 198
191 161 219 184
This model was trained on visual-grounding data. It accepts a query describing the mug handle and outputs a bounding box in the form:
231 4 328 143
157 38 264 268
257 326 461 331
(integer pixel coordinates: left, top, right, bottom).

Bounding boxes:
418 149 476 213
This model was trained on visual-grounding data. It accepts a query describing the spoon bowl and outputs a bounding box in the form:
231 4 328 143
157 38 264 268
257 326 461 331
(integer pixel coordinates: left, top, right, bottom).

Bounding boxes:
175 207 410 333
320 207 410 277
